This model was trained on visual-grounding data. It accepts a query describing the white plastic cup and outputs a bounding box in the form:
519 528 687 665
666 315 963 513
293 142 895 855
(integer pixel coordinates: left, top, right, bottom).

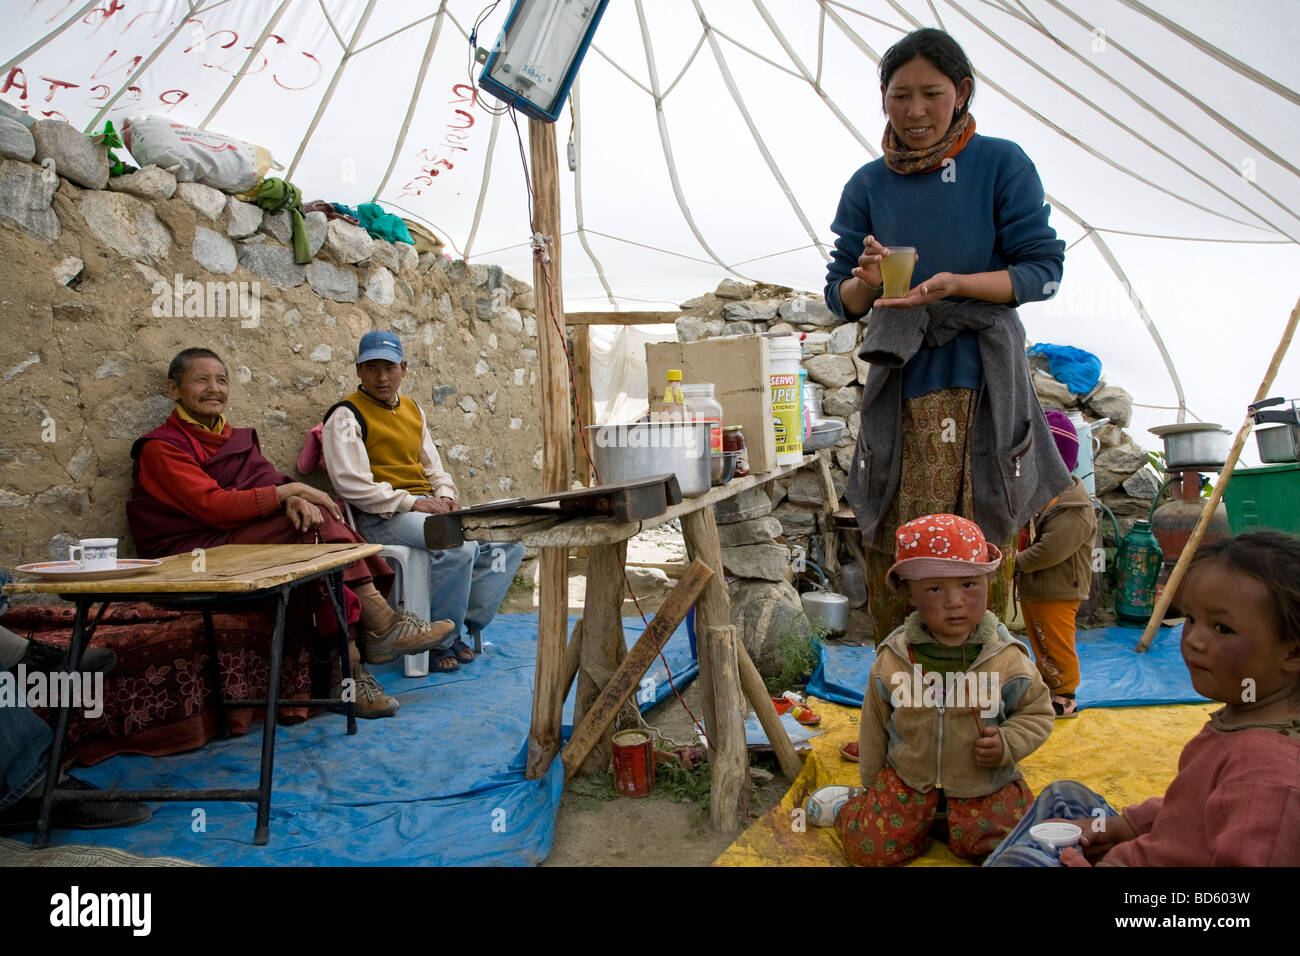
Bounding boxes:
403 651 430 677
69 537 117 572
1029 821 1083 850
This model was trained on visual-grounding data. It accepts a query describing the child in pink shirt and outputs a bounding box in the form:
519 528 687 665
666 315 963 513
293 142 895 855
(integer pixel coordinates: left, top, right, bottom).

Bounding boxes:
986 529 1300 866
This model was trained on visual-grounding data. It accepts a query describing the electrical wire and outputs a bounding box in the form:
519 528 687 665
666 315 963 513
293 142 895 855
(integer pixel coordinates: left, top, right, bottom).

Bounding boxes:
467 0 513 117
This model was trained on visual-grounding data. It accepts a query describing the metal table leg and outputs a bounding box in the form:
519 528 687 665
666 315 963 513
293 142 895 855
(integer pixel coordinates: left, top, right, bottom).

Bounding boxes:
322 570 356 734
201 608 231 738
33 597 109 848
253 586 288 846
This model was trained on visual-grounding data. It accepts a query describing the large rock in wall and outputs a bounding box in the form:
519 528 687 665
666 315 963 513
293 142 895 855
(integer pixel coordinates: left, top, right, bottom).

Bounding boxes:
0 130 545 564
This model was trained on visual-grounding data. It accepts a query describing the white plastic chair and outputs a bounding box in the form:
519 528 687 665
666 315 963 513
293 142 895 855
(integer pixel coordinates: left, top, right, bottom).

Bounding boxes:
340 500 433 678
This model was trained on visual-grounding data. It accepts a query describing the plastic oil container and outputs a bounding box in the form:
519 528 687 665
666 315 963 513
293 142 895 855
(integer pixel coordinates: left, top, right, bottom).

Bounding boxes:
770 336 804 464
681 382 723 455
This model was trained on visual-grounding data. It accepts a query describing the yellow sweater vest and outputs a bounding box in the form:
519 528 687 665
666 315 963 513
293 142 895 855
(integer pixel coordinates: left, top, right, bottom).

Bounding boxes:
345 389 432 496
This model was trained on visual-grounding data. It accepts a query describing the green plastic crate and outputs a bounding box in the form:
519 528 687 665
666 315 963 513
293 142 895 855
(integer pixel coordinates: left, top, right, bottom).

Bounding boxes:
1221 462 1300 536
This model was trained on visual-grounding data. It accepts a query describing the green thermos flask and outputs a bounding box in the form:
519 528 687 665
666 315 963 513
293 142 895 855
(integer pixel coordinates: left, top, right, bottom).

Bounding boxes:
1115 519 1163 626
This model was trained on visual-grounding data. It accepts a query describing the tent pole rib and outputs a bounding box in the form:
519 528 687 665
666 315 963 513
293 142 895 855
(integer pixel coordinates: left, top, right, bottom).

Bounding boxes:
0 0 100 76
83 1 221 134
943 0 1300 240
200 0 292 130
570 80 618 309
286 0 379 181
1118 0 1300 108
634 0 745 279
371 2 448 201
462 110 503 261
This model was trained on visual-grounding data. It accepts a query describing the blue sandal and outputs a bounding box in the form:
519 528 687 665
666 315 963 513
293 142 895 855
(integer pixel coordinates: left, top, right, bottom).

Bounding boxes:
451 638 476 664
431 648 460 672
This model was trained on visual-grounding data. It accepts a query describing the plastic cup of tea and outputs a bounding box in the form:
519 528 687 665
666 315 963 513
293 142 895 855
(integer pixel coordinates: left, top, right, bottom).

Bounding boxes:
880 246 917 298
1030 821 1083 851
69 537 118 572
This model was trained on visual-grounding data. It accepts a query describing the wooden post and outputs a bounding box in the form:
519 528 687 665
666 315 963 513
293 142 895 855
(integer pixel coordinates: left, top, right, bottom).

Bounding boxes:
679 507 726 750
560 618 584 704
573 325 595 487
574 540 629 775
736 641 802 780
706 624 749 831
563 559 714 780
816 454 840 582
526 117 574 779
1137 293 1300 652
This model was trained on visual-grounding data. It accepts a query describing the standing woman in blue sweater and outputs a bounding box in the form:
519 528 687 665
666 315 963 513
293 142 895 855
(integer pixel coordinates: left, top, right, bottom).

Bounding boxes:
824 28 1068 640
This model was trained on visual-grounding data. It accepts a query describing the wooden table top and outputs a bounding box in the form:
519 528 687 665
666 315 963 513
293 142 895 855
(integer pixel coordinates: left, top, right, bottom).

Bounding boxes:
458 458 814 548
3 543 383 596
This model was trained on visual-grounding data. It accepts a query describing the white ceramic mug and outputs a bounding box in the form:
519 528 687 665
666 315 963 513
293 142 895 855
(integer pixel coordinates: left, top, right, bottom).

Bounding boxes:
69 537 118 572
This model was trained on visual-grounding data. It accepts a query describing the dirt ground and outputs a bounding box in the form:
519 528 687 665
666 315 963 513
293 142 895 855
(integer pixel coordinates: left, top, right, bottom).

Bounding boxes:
533 524 796 867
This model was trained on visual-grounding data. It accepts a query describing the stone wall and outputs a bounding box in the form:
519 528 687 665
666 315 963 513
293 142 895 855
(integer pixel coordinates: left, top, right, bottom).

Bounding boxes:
0 117 545 565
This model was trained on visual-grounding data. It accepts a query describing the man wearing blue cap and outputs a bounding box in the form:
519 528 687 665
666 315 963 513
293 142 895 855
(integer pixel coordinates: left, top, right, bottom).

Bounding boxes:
322 331 525 672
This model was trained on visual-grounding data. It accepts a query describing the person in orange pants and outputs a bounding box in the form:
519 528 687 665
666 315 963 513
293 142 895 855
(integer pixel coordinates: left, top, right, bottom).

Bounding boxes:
1016 410 1097 718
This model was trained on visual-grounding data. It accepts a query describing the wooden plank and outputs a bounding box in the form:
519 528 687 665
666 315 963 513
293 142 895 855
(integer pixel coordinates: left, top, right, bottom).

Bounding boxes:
736 641 802 780
561 559 714 780
706 624 749 831
572 324 594 487
574 541 629 776
424 475 679 549
458 459 812 549
5 543 382 595
568 557 687 577
565 311 682 326
526 116 573 781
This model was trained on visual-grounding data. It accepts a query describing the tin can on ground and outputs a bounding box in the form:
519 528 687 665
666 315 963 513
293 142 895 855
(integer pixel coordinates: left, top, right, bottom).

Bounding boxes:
611 729 655 797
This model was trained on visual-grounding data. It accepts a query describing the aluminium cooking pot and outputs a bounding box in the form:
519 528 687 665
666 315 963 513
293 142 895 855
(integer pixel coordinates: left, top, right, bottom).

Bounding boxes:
587 421 712 497
1148 423 1230 470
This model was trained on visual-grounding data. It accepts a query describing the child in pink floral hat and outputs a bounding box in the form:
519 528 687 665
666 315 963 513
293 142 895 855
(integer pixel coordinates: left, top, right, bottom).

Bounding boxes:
828 513 1055 865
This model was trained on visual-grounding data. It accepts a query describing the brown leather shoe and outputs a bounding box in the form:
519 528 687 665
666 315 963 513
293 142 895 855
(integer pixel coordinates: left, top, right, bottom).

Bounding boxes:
362 612 455 664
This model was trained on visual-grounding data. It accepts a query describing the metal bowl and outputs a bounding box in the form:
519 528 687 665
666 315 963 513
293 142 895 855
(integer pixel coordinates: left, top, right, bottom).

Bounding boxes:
587 421 712 497
805 420 846 451
710 450 740 485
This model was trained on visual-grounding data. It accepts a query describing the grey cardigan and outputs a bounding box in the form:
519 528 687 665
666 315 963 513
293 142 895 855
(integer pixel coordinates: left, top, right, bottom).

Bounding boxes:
846 299 1073 547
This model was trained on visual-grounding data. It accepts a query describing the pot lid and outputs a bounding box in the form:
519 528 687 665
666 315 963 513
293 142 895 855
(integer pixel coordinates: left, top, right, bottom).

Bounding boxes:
1148 423 1229 436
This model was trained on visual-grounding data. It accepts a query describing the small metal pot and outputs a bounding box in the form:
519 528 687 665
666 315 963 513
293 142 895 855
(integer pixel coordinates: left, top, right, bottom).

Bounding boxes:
587 421 712 497
801 590 849 634
1256 424 1300 463
1148 423 1231 470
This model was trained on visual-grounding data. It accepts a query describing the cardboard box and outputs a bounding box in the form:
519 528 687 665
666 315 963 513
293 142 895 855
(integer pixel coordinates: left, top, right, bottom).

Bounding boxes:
645 335 777 474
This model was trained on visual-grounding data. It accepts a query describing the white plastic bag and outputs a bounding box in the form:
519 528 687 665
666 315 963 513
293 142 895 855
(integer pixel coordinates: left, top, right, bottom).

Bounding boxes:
121 116 279 193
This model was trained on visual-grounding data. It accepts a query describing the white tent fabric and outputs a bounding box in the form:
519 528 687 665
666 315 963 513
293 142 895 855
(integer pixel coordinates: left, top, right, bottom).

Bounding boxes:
4 0 1298 457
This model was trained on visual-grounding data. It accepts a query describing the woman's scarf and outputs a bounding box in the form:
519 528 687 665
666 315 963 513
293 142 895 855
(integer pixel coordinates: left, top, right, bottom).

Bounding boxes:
883 112 976 175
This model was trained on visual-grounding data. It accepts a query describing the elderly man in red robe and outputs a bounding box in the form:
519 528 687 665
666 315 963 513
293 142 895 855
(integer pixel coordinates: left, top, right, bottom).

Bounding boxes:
126 348 451 718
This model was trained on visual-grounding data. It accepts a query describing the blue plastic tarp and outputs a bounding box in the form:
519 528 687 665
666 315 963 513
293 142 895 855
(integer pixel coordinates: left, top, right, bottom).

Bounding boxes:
806 624 1207 710
48 613 695 866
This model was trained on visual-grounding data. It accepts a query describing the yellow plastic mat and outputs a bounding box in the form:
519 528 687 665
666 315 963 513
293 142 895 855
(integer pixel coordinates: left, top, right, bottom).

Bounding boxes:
715 696 1218 867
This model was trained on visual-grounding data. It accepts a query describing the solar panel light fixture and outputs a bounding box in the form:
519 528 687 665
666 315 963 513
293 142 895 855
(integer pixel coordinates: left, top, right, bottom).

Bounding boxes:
478 0 610 122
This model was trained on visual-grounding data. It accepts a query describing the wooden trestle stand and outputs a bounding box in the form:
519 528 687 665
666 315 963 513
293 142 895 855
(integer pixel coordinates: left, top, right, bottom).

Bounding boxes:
519 118 804 831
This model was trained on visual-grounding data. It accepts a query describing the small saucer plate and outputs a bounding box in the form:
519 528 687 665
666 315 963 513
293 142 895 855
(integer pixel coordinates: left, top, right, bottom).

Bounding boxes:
14 559 162 581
